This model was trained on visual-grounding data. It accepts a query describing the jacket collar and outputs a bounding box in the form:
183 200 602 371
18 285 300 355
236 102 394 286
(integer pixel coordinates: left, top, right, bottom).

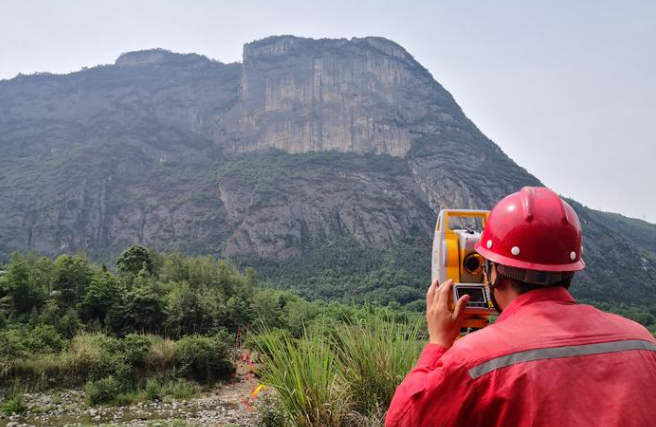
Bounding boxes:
496 286 576 323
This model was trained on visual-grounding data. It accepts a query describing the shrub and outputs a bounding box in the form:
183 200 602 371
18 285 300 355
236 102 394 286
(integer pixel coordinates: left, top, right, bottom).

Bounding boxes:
67 332 133 387
122 334 152 366
0 328 28 358
88 353 132 388
85 375 121 405
57 308 82 338
25 324 66 353
174 335 234 383
0 394 27 415
162 378 199 399
113 391 142 406
144 378 162 401
256 394 287 427
0 311 7 329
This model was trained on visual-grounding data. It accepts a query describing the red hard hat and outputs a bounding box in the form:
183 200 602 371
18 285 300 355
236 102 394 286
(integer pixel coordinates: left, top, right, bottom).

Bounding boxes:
474 187 585 272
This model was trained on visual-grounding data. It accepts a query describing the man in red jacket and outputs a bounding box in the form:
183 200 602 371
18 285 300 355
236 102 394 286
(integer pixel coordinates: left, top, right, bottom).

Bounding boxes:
386 187 656 427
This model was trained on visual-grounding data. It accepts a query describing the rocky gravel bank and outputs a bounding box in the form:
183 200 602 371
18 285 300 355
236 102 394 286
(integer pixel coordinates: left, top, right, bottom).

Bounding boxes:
0 383 259 427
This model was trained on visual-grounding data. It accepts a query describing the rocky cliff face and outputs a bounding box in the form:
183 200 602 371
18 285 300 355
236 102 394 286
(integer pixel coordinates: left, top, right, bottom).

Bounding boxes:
216 151 436 258
0 36 654 304
235 37 461 157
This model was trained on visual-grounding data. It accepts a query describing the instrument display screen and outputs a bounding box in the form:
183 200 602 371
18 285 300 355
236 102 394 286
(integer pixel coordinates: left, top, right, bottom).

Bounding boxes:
456 286 486 303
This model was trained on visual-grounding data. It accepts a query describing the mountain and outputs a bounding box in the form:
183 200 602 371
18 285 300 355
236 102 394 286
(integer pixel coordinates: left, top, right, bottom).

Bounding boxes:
1 36 654 305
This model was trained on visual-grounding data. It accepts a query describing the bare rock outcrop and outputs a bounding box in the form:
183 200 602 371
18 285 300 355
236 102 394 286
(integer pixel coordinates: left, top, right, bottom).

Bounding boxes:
233 36 463 157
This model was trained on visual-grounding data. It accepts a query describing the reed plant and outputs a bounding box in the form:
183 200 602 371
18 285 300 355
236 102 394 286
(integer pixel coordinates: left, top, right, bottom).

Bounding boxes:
334 311 423 421
254 309 424 426
256 326 347 427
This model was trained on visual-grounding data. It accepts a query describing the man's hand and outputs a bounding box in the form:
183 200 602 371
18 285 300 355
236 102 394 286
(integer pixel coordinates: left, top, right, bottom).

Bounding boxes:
426 278 470 348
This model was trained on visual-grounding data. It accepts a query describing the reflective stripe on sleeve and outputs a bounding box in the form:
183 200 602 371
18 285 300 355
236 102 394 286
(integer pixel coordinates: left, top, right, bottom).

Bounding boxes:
468 339 656 379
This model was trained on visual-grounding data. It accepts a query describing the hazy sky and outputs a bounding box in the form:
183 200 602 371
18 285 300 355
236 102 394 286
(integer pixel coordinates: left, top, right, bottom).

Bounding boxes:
1 0 655 222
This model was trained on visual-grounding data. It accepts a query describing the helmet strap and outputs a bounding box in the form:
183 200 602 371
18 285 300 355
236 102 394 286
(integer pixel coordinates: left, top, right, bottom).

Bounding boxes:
485 261 505 314
490 287 503 314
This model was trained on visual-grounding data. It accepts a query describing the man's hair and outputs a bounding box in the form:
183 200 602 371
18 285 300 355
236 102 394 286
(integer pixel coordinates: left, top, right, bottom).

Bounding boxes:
508 277 572 295
494 263 574 295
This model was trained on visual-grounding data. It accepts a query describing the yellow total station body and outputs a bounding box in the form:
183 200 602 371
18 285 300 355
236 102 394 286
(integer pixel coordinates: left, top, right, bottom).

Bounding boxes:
431 209 495 330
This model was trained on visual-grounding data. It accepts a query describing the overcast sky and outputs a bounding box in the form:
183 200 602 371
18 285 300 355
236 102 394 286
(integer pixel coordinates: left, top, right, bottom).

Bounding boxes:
1 0 654 222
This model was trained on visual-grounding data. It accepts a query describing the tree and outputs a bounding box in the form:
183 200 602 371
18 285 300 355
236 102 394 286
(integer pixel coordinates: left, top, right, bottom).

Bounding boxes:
164 281 202 337
53 254 92 308
252 289 286 330
127 282 165 334
105 290 131 336
159 252 189 283
32 255 56 296
2 253 45 314
79 272 118 323
245 267 257 293
116 245 153 276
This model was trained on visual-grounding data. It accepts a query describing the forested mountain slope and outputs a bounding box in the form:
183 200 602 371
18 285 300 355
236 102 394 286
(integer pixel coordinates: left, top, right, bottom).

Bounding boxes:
1 36 654 305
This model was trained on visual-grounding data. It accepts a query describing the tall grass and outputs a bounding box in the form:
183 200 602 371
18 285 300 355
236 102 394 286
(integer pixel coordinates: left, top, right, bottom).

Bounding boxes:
256 327 347 427
145 335 177 371
335 313 423 420
255 310 424 426
0 381 28 416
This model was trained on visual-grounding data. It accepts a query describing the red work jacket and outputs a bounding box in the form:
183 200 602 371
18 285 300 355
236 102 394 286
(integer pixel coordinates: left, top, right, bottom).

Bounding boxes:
386 286 656 427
